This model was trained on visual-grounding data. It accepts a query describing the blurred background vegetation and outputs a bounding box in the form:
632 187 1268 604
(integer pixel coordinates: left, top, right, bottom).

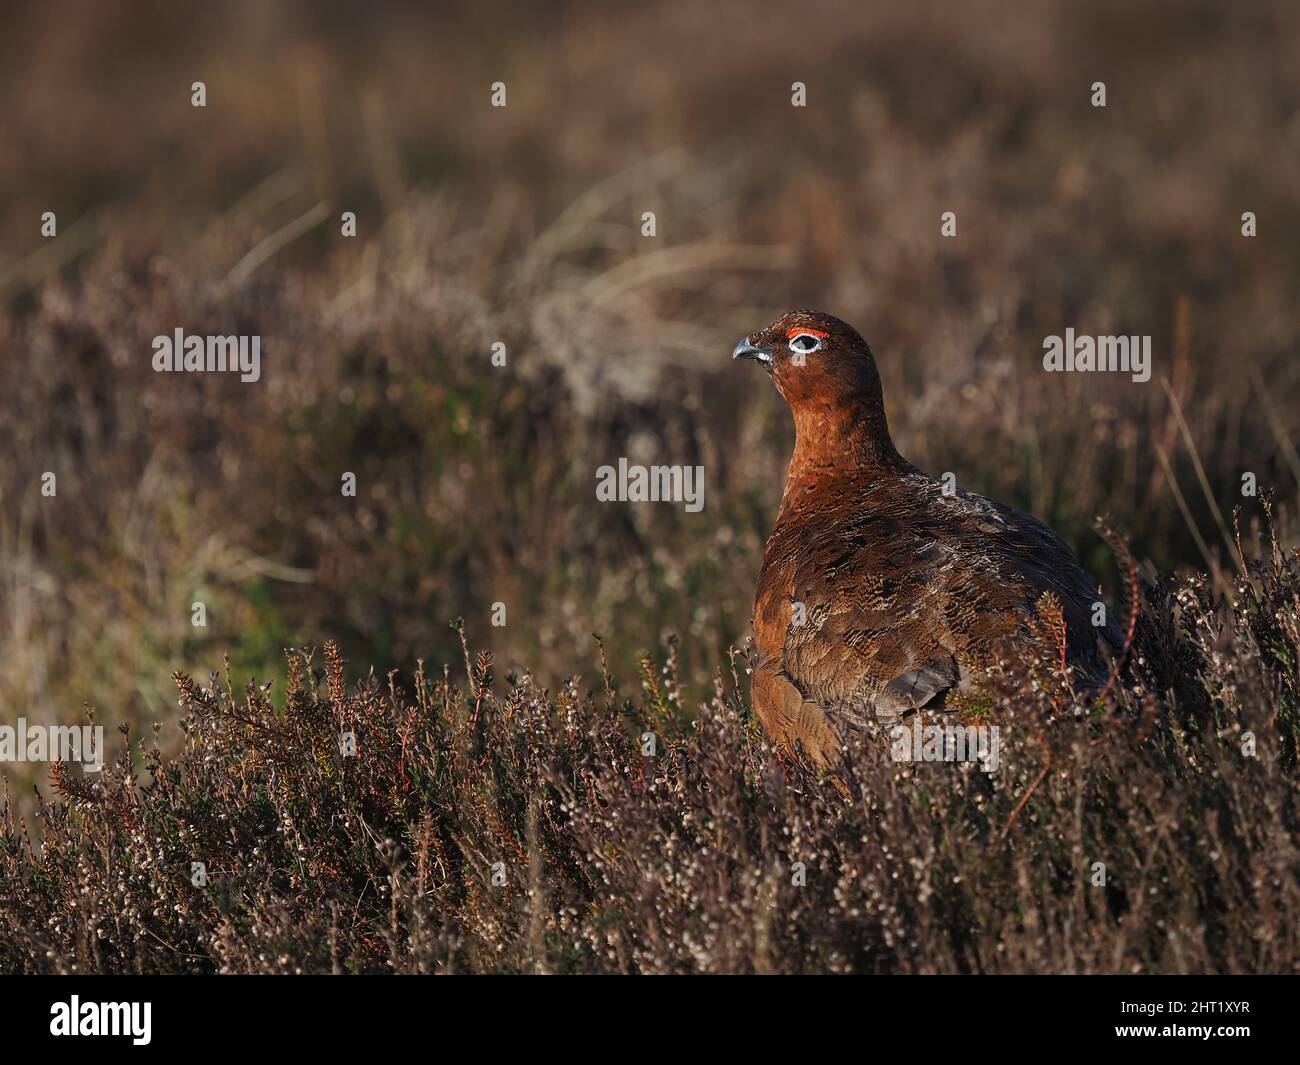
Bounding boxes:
1 0 1297 803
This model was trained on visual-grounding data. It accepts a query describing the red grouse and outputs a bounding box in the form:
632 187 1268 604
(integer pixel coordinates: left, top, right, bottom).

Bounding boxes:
734 310 1118 766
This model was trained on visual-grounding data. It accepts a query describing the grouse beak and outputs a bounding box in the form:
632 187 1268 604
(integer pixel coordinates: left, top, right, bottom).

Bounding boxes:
732 337 773 372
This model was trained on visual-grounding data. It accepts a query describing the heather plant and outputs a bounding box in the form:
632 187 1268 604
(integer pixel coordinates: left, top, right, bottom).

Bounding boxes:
3 516 1296 975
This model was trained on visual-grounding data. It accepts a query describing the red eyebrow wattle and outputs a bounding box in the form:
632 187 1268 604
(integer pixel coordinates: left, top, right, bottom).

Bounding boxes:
786 327 829 339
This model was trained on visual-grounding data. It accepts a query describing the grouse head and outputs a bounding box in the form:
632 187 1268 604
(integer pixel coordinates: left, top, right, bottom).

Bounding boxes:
732 310 885 408
733 310 898 466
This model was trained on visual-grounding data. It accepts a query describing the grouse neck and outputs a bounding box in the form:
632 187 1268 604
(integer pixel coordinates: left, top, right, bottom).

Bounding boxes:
785 399 904 497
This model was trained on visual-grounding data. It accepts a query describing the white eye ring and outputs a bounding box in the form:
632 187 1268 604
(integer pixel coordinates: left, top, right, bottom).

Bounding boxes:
788 333 822 354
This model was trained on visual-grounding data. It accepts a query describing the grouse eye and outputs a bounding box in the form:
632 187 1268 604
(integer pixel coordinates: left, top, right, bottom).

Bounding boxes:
788 333 822 354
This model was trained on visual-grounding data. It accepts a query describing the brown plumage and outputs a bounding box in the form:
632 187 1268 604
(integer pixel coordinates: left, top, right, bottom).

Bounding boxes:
734 310 1118 766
